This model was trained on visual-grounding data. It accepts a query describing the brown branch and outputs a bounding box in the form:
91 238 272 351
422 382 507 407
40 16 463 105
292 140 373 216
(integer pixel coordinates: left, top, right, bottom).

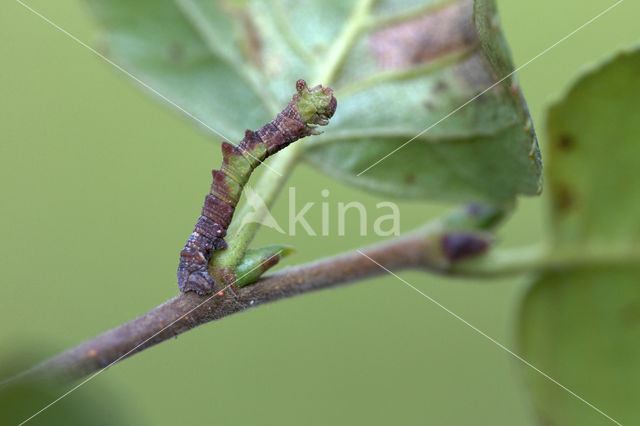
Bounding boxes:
1 227 491 387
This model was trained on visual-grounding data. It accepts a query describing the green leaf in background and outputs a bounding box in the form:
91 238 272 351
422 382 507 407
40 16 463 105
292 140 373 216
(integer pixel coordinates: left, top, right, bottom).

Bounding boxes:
545 49 640 249
518 47 640 425
86 0 541 205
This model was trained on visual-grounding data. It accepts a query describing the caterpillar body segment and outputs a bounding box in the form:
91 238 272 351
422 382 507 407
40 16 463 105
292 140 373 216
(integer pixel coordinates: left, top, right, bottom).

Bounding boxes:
177 80 336 294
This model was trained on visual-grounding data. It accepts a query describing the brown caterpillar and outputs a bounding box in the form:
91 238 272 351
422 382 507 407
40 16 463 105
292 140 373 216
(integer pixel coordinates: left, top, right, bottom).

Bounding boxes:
177 80 337 294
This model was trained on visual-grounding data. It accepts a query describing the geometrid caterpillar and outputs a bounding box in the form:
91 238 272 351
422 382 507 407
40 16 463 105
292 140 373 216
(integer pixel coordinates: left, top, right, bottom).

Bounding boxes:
178 80 337 295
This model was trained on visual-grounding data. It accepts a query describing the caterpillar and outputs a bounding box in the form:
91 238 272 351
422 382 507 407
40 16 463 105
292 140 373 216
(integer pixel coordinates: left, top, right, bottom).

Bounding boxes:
177 80 337 295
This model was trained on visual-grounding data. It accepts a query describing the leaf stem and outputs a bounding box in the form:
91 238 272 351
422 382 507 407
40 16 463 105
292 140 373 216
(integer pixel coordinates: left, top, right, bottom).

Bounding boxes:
212 0 376 271
453 245 640 277
212 144 305 270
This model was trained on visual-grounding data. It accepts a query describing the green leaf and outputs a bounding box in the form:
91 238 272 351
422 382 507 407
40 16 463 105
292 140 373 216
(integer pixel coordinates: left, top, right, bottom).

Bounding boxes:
545 49 640 250
87 0 274 140
233 244 294 287
517 47 640 425
86 0 541 205
519 268 640 426
306 0 542 204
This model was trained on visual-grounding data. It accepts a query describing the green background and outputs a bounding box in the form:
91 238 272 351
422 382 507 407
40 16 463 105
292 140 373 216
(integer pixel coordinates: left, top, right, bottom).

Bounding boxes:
0 1 637 424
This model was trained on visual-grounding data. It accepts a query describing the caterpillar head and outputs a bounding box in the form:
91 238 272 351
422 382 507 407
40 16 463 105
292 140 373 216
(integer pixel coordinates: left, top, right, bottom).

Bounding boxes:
294 79 337 130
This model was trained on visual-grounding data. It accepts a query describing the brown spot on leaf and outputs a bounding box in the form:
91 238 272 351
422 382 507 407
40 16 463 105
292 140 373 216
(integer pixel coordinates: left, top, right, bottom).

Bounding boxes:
261 254 281 271
556 134 575 151
451 52 497 90
433 80 449 93
169 43 185 63
423 100 436 111
240 13 263 66
221 1 262 66
405 173 416 184
369 0 476 70
551 185 575 212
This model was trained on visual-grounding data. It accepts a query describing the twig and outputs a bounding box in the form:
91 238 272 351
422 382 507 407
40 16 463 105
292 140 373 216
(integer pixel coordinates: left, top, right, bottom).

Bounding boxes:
0 228 488 387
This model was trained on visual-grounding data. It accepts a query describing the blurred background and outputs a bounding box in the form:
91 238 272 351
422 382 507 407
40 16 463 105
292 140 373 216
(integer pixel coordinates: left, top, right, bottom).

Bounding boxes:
1 0 637 424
